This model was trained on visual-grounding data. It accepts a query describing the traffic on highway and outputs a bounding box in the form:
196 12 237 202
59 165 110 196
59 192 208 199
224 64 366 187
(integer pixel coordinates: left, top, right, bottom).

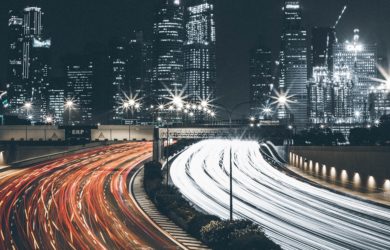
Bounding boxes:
170 140 390 250
0 143 177 250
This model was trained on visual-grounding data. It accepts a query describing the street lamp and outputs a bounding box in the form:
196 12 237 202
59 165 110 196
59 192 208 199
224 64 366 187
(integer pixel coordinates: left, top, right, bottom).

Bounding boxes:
214 101 252 221
45 116 53 124
65 100 75 125
24 102 32 119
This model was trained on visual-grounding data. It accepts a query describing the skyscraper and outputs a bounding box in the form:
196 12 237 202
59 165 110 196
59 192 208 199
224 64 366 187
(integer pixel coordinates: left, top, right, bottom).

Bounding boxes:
65 58 94 125
307 66 333 125
110 37 128 123
152 0 185 104
30 37 52 121
279 0 308 130
48 88 65 125
6 11 24 116
22 7 43 81
128 31 154 103
249 46 274 117
127 31 154 123
333 29 377 123
184 0 216 102
311 27 336 73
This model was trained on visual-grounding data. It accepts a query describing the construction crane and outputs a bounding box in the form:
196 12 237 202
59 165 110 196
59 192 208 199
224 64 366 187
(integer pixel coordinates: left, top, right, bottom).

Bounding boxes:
333 5 347 29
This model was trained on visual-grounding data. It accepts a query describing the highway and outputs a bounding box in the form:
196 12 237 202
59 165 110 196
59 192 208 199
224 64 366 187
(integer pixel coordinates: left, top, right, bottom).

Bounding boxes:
170 140 390 250
0 142 178 250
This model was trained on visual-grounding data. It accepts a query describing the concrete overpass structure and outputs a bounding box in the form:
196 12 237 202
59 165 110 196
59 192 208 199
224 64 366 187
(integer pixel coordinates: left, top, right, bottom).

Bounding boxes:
0 124 288 163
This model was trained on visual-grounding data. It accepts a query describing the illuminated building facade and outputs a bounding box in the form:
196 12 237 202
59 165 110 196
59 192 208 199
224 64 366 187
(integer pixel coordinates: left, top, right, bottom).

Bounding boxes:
65 59 94 125
6 11 25 116
127 32 154 102
249 47 274 117
29 37 52 121
110 37 128 122
152 0 185 104
6 6 52 122
369 86 390 120
127 31 154 123
184 0 216 102
333 29 377 123
48 88 65 124
279 0 308 130
308 66 333 125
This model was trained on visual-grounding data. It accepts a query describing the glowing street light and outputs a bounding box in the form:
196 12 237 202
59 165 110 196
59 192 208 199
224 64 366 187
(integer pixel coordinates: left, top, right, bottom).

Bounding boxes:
123 102 130 109
65 100 74 109
45 116 53 124
200 100 208 108
128 99 136 107
24 102 32 109
65 99 75 125
172 96 183 108
354 111 361 119
262 107 272 116
24 102 33 120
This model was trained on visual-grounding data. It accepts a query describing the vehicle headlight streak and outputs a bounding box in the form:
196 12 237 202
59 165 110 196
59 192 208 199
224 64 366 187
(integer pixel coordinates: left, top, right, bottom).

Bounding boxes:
170 140 390 250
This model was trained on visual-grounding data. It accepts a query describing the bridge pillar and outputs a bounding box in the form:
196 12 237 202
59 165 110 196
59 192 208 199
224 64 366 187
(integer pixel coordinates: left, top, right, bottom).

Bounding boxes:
153 128 162 162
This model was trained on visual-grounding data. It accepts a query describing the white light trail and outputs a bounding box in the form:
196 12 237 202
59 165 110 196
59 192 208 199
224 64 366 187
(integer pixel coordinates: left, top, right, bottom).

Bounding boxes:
170 140 390 250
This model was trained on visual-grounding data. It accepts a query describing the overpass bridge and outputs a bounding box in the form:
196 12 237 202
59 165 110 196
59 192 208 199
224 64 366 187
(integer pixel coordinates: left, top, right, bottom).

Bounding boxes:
0 125 289 162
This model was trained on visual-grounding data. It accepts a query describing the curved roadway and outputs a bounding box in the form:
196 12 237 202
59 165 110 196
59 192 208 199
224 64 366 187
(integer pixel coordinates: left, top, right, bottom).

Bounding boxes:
0 142 178 250
170 140 390 250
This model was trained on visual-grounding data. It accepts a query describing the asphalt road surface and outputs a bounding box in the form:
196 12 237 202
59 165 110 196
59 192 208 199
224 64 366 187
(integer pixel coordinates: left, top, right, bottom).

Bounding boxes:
0 142 178 250
170 140 390 250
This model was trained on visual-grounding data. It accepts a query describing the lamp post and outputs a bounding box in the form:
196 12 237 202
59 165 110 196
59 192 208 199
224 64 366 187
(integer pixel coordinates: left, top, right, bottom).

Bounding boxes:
215 101 251 221
24 102 32 120
65 100 74 126
123 98 140 140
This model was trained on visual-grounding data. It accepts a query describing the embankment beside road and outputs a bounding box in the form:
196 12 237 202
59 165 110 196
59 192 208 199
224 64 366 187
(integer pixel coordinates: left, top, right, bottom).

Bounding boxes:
289 146 390 192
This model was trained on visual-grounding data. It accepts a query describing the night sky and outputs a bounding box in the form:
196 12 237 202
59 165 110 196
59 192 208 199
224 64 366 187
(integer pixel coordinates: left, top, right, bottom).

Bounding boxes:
0 0 390 109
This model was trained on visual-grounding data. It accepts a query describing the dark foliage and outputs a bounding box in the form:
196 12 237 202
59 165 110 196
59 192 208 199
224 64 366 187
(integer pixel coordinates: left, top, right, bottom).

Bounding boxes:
143 160 280 249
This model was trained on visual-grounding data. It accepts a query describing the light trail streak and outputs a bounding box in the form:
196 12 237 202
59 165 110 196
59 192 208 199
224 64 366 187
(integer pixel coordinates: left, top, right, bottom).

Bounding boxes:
0 143 178 249
170 140 390 250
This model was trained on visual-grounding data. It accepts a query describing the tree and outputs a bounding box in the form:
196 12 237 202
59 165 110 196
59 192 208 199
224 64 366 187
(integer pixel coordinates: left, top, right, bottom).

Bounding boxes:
349 128 371 146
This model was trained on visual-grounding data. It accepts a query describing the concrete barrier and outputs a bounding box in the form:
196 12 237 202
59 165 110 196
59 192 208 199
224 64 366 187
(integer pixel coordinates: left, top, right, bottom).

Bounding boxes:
289 146 390 192
91 125 153 141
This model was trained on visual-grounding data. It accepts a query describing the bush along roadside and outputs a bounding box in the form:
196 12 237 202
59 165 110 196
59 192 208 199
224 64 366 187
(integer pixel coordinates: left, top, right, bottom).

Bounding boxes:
144 161 281 250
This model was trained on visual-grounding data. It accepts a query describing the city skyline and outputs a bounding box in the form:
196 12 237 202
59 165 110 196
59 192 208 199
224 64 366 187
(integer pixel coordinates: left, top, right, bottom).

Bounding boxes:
1 0 390 109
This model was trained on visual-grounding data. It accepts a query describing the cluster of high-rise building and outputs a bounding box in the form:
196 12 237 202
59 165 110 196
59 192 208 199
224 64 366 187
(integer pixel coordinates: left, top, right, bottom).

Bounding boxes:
249 0 389 133
3 0 216 125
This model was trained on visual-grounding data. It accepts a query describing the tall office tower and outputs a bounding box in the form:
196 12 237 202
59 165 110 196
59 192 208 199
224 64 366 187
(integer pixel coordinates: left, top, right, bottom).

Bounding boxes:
20 6 51 122
22 7 43 81
127 31 154 123
311 27 336 73
65 58 94 125
333 29 377 123
307 66 333 125
279 0 308 130
369 87 390 120
128 31 154 103
6 11 25 117
30 38 52 121
333 65 354 123
48 89 65 125
152 0 185 104
249 46 274 118
184 0 216 102
109 37 128 123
